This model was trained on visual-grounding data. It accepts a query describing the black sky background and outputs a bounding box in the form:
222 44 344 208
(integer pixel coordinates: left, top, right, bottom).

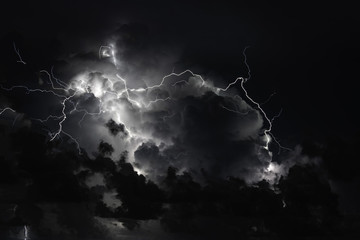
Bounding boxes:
1 1 360 239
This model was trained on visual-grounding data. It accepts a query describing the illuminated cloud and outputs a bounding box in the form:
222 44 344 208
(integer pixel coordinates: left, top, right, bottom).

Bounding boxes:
59 47 273 184
0 35 278 185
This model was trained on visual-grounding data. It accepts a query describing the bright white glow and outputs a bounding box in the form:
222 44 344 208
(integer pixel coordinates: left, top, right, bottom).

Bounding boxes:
0 43 293 183
267 162 275 172
24 225 28 240
264 133 271 150
99 45 112 58
133 166 146 176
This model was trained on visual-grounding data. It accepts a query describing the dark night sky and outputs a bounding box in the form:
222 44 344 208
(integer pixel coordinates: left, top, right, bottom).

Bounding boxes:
1 1 360 239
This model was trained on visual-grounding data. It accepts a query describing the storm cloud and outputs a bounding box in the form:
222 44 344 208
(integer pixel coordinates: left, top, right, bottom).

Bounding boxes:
1 2 360 239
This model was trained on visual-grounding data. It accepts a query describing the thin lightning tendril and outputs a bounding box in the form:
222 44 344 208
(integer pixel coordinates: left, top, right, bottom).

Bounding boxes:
12 114 20 127
260 92 277 106
220 105 249 115
0 49 82 153
0 43 291 159
13 42 26 65
0 85 67 98
49 91 78 142
239 47 291 154
0 107 16 115
0 107 20 128
32 115 63 123
69 100 103 127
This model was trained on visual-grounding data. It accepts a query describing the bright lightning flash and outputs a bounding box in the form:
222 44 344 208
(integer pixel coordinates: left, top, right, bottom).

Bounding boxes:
0 42 291 179
24 225 28 240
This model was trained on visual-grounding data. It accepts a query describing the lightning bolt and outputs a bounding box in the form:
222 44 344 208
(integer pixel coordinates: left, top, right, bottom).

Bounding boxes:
220 104 249 115
24 225 28 240
1 43 291 164
260 92 277 106
268 110 292 154
144 96 172 108
12 114 21 127
40 68 69 90
144 69 206 90
0 107 20 128
217 77 242 92
48 91 78 141
32 114 63 123
238 47 291 154
0 85 67 98
0 70 82 153
13 42 26 65
69 100 103 127
161 112 176 122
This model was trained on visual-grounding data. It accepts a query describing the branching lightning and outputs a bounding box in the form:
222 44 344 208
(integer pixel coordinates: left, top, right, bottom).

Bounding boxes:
32 114 63 124
0 85 66 98
1 42 291 173
48 91 78 141
220 104 249 115
0 107 20 128
0 55 82 152
238 47 291 154
13 42 26 65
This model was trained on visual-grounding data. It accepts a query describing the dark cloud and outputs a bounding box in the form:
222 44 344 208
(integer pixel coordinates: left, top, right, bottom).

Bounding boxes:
98 140 114 156
322 135 360 182
277 164 341 236
134 142 169 180
105 119 128 137
0 123 356 239
132 90 266 183
300 133 360 215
